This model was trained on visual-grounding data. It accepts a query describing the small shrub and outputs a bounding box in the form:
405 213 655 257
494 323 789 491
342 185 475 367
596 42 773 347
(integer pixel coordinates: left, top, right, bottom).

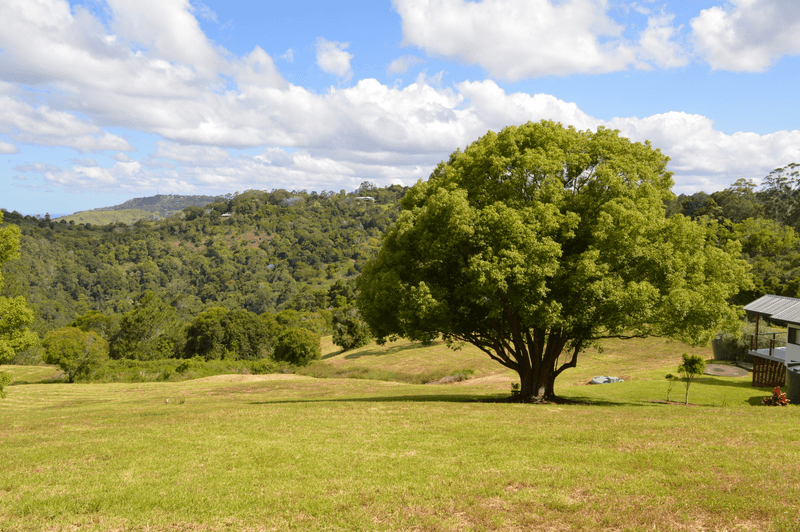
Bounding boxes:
510 382 521 397
665 373 678 403
762 386 791 406
0 371 12 399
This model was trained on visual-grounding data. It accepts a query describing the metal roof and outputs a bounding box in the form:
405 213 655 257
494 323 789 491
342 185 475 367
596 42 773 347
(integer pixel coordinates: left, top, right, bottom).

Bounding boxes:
771 306 800 325
744 294 800 324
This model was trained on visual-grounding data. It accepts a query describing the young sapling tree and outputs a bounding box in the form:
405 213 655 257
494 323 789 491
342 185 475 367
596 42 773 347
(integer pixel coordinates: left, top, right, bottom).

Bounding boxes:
677 354 706 405
665 373 678 403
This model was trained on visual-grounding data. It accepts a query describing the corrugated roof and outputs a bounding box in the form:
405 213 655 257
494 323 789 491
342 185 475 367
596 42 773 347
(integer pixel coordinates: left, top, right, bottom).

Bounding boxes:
771 306 800 325
744 294 800 324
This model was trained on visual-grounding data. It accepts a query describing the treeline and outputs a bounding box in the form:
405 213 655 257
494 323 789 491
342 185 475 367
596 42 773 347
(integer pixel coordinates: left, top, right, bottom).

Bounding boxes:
665 164 800 302
1 184 398 370
2 168 799 378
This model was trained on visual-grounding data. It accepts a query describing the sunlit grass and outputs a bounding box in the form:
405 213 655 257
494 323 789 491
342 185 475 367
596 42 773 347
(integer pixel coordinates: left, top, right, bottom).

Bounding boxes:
2 338 799 531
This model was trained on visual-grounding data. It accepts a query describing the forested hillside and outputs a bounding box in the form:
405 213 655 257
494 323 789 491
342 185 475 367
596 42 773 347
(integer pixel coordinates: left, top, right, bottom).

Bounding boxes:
2 185 406 337
666 165 800 302
1 170 798 374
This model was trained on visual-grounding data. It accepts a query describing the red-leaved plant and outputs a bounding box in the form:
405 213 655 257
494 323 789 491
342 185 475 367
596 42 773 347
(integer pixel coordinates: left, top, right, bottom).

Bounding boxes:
762 386 791 406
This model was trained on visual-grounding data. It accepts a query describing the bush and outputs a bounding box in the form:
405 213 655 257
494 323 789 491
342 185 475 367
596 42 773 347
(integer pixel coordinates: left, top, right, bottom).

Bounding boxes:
712 333 747 362
42 327 109 382
273 328 321 366
332 306 372 351
0 372 12 399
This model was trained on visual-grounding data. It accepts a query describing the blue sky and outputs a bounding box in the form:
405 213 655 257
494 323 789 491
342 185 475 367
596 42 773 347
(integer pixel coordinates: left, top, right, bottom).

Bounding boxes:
1 0 799 215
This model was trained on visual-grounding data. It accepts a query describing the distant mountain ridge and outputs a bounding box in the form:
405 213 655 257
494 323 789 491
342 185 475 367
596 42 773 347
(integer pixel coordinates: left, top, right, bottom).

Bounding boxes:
56 194 222 224
90 194 222 216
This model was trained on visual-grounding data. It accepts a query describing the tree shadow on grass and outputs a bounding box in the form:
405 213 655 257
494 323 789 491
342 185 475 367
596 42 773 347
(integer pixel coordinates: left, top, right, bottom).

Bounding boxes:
341 342 431 361
249 393 488 405
249 393 652 406
320 350 345 360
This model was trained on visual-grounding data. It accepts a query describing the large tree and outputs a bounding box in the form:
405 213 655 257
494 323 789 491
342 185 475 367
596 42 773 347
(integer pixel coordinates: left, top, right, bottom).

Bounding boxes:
357 121 750 402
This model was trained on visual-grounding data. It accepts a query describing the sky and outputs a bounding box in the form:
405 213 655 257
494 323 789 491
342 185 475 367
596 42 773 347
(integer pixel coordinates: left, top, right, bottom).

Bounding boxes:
1 0 800 216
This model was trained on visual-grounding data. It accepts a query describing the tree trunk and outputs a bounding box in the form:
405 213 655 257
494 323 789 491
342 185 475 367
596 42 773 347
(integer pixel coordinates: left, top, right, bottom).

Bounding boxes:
516 362 557 402
512 329 576 403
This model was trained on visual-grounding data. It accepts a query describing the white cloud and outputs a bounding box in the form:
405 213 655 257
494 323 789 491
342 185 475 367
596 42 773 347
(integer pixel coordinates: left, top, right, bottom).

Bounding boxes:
191 1 217 23
315 38 354 81
107 0 225 78
154 141 231 165
637 13 688 69
0 84 134 152
391 0 685 79
1 0 796 200
691 0 800 71
0 140 18 154
281 49 294 62
387 55 426 75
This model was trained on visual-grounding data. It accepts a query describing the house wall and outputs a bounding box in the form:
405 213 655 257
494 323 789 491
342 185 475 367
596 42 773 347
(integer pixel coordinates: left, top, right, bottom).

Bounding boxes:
787 324 800 366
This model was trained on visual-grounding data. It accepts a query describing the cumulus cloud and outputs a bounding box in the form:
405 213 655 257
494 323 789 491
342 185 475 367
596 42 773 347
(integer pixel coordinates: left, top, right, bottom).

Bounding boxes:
154 141 231 165
107 0 225 77
315 38 354 81
691 0 800 71
0 86 134 152
0 140 18 154
1 0 796 200
391 0 686 79
387 55 426 75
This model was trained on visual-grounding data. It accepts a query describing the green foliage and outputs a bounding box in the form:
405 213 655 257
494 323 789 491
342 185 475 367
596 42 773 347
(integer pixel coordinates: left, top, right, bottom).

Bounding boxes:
272 328 321 366
677 353 706 405
110 291 182 360
332 306 372 351
665 373 678 403
69 310 119 340
42 327 109 382
0 371 11 398
2 186 407 336
183 307 270 360
0 211 38 362
358 120 750 402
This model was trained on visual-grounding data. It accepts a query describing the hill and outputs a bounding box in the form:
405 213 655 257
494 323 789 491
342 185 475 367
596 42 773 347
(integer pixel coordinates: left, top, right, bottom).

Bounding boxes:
1 186 408 336
55 208 160 225
56 194 222 223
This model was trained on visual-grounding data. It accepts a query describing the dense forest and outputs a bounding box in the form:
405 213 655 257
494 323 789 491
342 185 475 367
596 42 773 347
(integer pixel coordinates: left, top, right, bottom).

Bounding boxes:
1 167 798 376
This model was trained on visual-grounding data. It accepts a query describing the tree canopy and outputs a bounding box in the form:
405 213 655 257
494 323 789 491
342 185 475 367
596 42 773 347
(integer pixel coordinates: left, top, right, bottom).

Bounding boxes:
0 211 37 364
357 121 751 402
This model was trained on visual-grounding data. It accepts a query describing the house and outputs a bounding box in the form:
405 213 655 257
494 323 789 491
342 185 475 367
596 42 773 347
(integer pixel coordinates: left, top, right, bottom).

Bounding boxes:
743 294 800 402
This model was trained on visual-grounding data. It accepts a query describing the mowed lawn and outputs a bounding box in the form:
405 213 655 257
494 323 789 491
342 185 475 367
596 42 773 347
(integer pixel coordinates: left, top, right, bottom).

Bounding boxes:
2 338 799 532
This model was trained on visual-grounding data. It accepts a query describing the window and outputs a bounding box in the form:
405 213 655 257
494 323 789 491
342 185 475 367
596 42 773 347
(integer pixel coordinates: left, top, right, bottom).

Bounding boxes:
790 327 799 345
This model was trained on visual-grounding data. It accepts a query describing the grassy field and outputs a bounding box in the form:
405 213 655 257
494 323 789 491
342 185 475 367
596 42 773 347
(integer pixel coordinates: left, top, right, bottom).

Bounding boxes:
2 338 799 532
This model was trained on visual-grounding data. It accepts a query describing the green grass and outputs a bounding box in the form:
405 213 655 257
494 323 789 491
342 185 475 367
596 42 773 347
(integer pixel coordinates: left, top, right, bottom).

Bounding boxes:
0 364 61 384
2 340 799 531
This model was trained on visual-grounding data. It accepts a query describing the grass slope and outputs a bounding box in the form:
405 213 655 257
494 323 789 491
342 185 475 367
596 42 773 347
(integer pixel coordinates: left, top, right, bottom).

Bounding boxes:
1 340 799 532
55 209 159 225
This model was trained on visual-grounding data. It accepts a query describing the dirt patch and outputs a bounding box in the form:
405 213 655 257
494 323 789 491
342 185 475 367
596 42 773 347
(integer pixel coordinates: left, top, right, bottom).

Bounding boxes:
704 364 749 377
